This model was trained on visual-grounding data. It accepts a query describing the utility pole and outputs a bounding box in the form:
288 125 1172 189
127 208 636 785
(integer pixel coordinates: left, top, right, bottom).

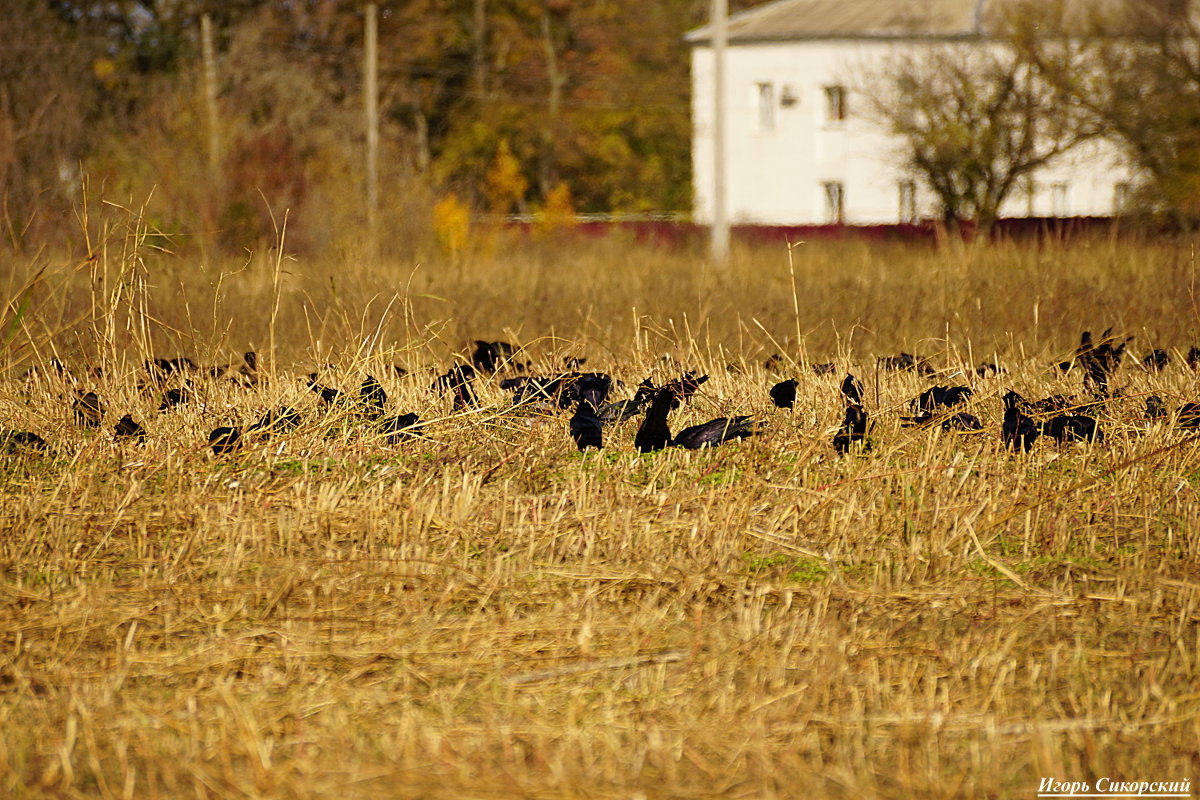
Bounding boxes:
710 0 729 266
364 2 379 248
200 13 220 175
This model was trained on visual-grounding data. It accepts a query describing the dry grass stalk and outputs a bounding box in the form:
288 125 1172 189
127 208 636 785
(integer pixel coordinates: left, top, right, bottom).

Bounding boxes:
1 225 1199 797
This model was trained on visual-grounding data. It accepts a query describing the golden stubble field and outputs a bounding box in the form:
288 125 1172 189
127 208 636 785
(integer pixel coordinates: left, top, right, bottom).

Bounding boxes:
2 215 1200 798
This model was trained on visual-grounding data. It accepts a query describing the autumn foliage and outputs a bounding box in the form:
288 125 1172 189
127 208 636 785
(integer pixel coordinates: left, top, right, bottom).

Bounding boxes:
0 0 768 257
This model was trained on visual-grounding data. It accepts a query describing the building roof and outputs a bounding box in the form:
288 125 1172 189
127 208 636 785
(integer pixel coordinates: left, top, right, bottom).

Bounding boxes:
683 0 1151 45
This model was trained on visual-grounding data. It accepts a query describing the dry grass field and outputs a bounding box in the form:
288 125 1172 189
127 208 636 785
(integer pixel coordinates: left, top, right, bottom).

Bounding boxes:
2 213 1200 798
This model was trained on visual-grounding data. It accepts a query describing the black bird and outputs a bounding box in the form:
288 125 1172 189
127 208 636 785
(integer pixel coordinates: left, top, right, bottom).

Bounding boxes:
506 375 569 407
1145 395 1167 420
914 385 972 414
1002 392 1039 452
1179 403 1200 430
569 373 612 408
1142 349 1170 371
940 412 982 431
621 375 704 413
22 358 69 383
902 385 973 426
635 388 674 453
237 351 259 386
1027 395 1076 415
72 392 105 427
1002 407 1039 452
1189 346 1200 371
509 371 613 409
158 384 192 412
673 416 756 449
1002 389 1025 409
498 376 529 392
1075 329 1131 397
113 414 146 443
1 431 47 453
596 396 649 422
1043 414 1103 444
359 374 387 419
878 352 934 375
208 426 242 455
1060 330 1119 373
307 374 341 406
905 410 983 431
145 356 197 385
832 405 869 454
248 407 302 435
840 374 864 406
629 372 709 411
434 364 478 410
770 379 798 409
380 412 422 443
144 360 170 386
569 401 603 450
1004 390 1074 417
663 371 709 405
471 340 518 373
1058 335 1089 372
631 378 659 405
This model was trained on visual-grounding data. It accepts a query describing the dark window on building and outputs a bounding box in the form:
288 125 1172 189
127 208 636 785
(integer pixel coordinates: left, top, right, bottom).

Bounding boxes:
898 180 917 223
823 181 844 223
757 82 776 132
824 85 846 122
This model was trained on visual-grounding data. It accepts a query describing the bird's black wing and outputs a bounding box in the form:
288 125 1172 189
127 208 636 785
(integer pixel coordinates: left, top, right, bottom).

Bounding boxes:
381 412 422 443
673 416 755 449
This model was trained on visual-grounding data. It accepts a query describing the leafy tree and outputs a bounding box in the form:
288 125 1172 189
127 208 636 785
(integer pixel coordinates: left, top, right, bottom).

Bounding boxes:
427 0 698 213
1008 0 1200 225
862 42 1097 232
1 0 105 249
485 140 529 214
15 0 769 254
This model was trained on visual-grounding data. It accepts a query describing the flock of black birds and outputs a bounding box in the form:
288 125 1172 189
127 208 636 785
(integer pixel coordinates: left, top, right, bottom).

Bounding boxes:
4 331 1200 460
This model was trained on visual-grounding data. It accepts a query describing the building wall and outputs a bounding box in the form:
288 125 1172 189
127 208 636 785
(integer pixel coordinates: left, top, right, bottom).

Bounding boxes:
691 38 1136 225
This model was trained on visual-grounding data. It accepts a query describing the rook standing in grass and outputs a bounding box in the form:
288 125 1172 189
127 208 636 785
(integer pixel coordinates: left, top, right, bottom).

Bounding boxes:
833 374 869 454
769 379 797 409
570 401 603 450
635 389 675 453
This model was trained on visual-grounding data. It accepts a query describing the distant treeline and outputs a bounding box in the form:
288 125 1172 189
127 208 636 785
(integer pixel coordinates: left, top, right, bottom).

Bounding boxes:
1 0 771 256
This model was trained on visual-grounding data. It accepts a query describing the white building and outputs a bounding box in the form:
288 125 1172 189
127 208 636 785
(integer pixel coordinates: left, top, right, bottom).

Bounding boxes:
686 0 1136 225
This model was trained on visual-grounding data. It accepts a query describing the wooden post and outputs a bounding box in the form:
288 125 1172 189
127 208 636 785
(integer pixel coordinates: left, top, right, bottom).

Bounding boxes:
711 0 729 266
472 0 487 97
364 2 379 247
200 13 220 173
539 8 565 195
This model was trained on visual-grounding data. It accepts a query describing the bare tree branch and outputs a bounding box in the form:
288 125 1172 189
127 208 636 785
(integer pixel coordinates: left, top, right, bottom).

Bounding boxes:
860 37 1097 232
1009 0 1200 226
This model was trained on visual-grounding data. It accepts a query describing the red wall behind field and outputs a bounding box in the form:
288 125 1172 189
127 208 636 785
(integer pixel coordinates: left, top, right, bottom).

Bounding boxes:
517 217 1128 247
